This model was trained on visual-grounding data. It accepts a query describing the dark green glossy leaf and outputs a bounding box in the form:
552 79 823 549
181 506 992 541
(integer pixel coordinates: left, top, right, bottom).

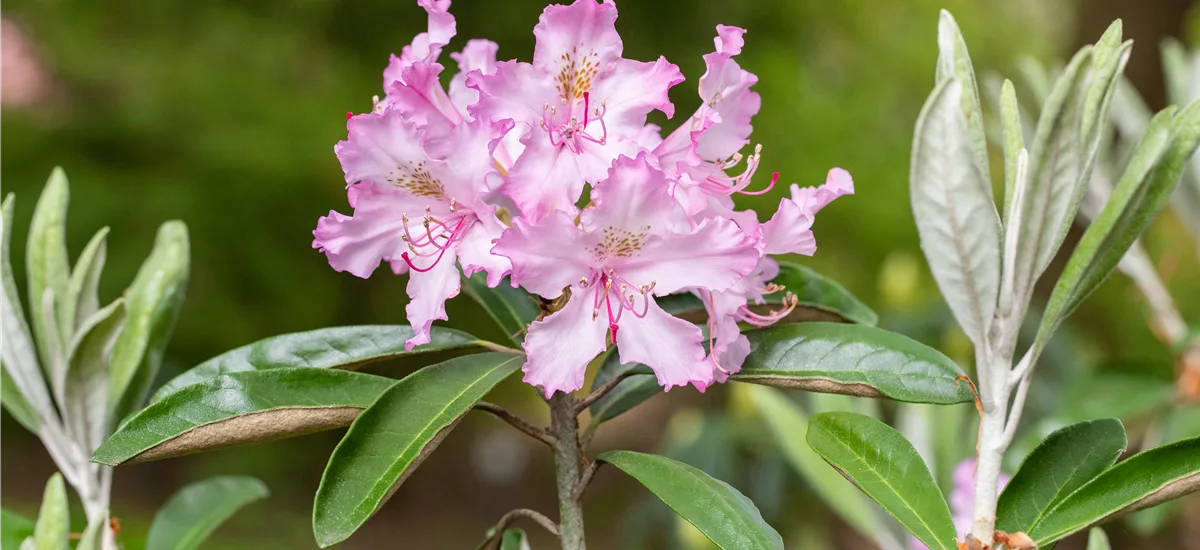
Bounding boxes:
152 325 485 401
599 450 783 550
731 323 972 404
587 350 658 425
996 418 1127 533
1 508 34 550
110 221 189 421
460 272 539 346
1030 436 1200 545
806 412 956 550
93 368 397 466
657 262 877 326
146 476 269 550
312 352 522 547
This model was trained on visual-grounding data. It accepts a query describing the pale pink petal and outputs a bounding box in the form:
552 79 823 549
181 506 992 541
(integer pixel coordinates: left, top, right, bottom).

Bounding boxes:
532 0 622 75
449 39 499 115
714 25 746 56
385 62 463 153
695 53 759 160
491 210 593 299
388 0 456 88
618 216 759 295
521 292 610 397
581 153 689 236
653 107 718 178
313 183 429 278
466 60 555 138
790 167 854 214
761 197 817 256
336 109 429 187
589 57 684 136
502 129 629 221
436 117 514 202
404 246 461 349
615 298 712 391
456 213 511 287
711 333 749 384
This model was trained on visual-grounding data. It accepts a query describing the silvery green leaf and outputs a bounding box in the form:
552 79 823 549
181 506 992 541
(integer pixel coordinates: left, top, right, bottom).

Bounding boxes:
935 11 990 183
1161 38 1194 108
1 365 40 431
66 299 125 449
1000 79 1024 223
32 474 68 550
26 169 71 373
1037 101 1200 351
36 289 68 406
1 195 55 430
60 228 108 336
1010 46 1092 299
109 221 189 421
910 77 1001 345
1087 527 1111 550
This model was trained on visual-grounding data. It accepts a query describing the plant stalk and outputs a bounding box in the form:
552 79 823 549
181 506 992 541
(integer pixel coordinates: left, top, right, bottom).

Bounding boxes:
549 393 586 550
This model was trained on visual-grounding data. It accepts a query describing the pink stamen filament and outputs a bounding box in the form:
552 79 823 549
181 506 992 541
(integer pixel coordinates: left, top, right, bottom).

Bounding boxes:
541 94 608 155
737 293 799 327
695 146 776 197
703 290 731 375
589 271 656 344
401 216 469 272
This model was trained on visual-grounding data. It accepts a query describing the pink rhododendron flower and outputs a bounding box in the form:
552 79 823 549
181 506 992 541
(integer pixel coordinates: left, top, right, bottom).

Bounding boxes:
314 0 853 397
314 108 513 349
493 154 759 396
469 0 684 221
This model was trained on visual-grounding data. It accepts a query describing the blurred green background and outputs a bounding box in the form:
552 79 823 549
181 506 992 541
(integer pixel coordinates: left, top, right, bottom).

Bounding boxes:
2 0 1199 548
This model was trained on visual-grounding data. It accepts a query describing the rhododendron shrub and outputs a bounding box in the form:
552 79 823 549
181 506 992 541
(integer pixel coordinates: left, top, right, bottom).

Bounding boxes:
82 3 1200 550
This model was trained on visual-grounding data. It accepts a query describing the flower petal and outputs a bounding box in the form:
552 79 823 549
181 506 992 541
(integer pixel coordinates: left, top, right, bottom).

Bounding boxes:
492 209 593 299
790 167 854 214
385 62 463 154
521 291 609 398
581 152 688 235
313 183 430 278
449 39 499 115
618 216 759 295
761 197 816 256
695 47 759 160
532 0 622 75
457 213 511 287
589 56 684 136
502 129 626 221
466 60 554 131
615 298 712 391
336 109 429 187
404 246 461 350
385 0 457 90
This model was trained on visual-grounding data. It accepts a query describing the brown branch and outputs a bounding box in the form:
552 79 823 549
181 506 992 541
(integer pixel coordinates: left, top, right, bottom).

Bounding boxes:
481 508 560 550
473 402 556 448
574 371 639 413
573 460 604 502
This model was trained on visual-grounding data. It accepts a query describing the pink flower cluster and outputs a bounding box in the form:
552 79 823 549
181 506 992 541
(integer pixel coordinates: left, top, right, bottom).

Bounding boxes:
313 0 852 398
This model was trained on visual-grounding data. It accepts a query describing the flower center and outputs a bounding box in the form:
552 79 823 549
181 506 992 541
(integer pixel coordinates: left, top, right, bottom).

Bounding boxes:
387 160 445 199
589 225 650 262
580 271 657 345
399 202 472 272
540 90 608 154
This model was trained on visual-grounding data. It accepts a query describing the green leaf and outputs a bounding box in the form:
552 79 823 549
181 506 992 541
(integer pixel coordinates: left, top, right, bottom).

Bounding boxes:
656 263 877 326
1086 527 1111 550
93 368 397 466
1030 436 1200 545
996 418 1127 533
599 450 784 550
1 508 35 550
64 299 125 451
460 272 539 346
935 11 990 183
1 195 55 430
731 323 973 404
909 76 1001 346
59 227 108 336
499 529 529 550
153 325 485 401
587 350 659 425
749 386 881 539
806 412 956 550
1035 104 1192 348
1161 38 1192 108
75 513 108 550
1013 46 1092 294
1060 374 1174 422
32 474 68 550
1000 79 1024 223
109 221 190 421
312 352 522 547
26 168 71 369
1 366 40 432
146 476 269 550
